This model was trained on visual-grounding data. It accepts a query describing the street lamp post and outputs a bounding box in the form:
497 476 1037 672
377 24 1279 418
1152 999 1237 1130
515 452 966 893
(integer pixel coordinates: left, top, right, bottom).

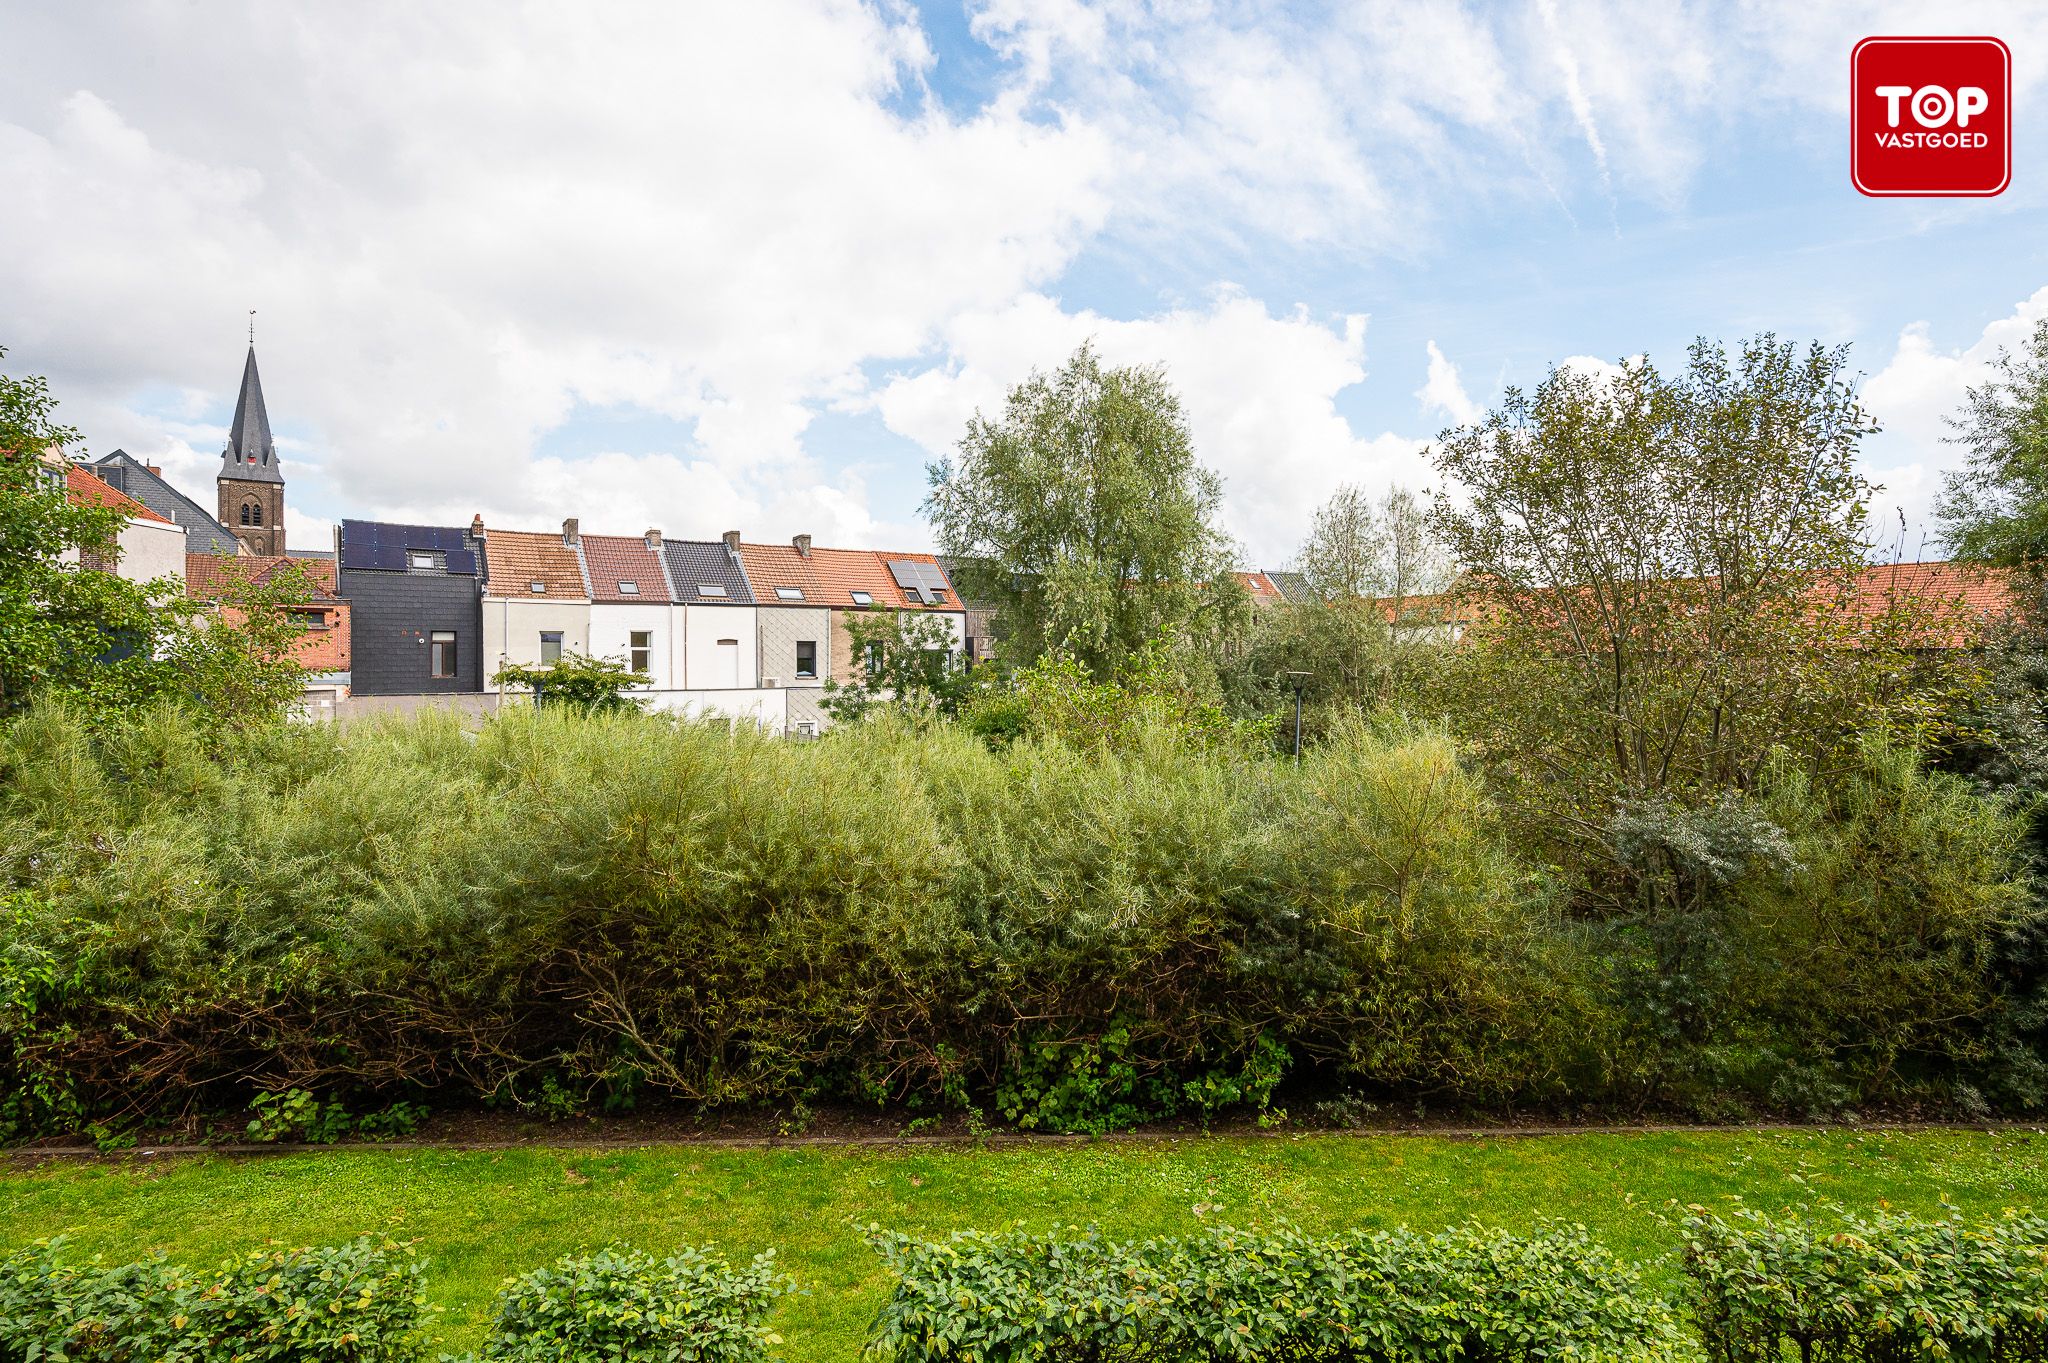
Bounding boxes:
1284 671 1310 766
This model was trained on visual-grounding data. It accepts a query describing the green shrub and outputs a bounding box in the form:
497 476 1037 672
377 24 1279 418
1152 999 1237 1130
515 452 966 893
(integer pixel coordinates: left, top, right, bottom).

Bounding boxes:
478 1245 792 1363
1730 737 2037 1103
1680 1204 2048 1363
0 1235 430 1363
0 700 2034 1130
864 1221 1685 1362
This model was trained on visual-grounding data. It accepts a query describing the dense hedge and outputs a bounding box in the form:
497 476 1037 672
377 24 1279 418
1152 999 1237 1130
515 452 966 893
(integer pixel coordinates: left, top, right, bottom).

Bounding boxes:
0 1236 429 1363
865 1222 1683 1362
1680 1205 2048 1363
0 703 2037 1136
7 1212 2046 1362
0 1239 790 1363
482 1246 792 1363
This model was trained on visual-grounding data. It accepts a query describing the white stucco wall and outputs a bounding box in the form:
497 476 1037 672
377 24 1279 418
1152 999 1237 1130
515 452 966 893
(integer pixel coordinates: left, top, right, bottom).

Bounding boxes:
916 609 967 654
115 517 187 587
643 686 789 732
590 601 674 690
483 597 592 691
679 603 761 689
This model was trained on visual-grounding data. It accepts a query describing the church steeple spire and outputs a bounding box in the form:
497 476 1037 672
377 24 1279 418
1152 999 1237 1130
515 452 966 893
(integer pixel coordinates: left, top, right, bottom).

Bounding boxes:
218 343 286 554
221 345 281 483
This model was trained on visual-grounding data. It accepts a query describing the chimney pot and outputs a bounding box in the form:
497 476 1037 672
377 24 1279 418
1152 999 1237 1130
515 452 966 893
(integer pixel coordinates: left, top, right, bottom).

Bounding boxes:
644 527 662 550
793 533 812 558
722 530 741 553
562 517 580 546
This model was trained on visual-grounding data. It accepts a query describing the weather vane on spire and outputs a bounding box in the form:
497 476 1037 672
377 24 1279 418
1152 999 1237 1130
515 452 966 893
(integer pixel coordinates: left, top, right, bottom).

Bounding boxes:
249 310 256 345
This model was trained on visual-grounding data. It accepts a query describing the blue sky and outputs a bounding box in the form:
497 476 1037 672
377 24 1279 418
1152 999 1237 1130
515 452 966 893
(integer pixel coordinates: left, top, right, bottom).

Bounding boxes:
3 1 2047 565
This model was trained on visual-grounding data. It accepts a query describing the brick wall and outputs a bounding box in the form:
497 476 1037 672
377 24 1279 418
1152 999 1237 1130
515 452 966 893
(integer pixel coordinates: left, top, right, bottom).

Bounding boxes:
288 600 352 673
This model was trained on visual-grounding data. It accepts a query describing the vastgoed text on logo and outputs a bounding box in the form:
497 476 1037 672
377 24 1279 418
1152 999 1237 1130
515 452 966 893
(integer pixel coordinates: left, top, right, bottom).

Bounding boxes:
1851 37 2010 197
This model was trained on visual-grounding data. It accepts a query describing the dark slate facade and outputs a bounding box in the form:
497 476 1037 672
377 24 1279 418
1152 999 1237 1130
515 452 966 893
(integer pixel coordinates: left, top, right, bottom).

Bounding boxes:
338 519 486 695
91 450 243 556
662 537 756 603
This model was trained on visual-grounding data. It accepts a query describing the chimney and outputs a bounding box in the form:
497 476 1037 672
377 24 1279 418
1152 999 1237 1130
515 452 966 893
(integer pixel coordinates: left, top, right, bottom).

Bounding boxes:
470 513 485 537
793 533 812 558
145 463 161 476
644 527 662 551
562 517 580 547
722 530 741 553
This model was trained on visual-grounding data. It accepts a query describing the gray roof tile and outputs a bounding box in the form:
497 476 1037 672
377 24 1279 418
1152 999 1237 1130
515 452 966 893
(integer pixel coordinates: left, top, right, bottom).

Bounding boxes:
219 346 282 484
662 539 755 603
90 450 242 556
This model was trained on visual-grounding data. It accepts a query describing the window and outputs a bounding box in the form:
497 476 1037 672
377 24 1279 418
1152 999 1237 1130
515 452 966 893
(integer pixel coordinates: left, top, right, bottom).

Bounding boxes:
795 640 817 679
540 631 563 665
864 642 883 675
849 590 872 606
238 504 250 525
430 631 456 678
250 503 263 526
409 550 436 570
630 630 652 674
775 586 804 601
698 583 728 598
529 580 546 594
964 636 977 667
617 581 639 594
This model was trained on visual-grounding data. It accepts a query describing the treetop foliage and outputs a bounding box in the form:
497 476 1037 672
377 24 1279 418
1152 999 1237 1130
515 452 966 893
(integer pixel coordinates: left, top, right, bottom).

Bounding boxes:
925 342 1245 678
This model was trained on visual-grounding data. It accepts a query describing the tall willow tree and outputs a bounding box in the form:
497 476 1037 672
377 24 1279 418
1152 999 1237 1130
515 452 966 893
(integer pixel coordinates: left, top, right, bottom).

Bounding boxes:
925 343 1243 677
1937 317 2048 571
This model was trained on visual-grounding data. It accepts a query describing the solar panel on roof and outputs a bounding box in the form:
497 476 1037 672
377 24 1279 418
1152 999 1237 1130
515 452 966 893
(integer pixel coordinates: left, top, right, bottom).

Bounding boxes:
886 558 951 605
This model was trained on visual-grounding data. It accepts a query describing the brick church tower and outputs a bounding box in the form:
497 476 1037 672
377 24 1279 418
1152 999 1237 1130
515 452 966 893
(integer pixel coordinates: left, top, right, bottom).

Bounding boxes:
217 345 285 555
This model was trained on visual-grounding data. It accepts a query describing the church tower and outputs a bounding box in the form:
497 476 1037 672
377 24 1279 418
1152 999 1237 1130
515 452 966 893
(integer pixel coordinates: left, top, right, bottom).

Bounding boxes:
217 345 285 555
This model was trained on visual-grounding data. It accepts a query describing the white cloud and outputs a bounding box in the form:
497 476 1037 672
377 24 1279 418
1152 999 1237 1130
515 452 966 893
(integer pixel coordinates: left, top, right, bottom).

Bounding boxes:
1416 341 1483 428
1860 286 2048 550
0 2 1113 546
874 290 1429 565
6 0 2048 563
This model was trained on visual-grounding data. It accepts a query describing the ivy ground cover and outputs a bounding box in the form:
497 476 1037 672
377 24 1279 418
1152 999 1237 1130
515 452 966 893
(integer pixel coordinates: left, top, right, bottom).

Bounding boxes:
2 1129 2043 1361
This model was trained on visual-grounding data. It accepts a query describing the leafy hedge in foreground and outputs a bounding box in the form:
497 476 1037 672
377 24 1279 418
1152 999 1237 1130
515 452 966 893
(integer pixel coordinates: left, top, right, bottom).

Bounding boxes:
10 1211 2048 1363
1680 1205 2048 1363
0 1235 429 1363
481 1245 793 1363
863 1222 1684 1362
0 1239 790 1363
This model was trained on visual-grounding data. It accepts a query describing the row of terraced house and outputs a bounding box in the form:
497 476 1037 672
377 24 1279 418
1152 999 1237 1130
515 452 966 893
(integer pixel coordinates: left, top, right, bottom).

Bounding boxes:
63 343 2019 729
334 515 985 734
60 343 1012 731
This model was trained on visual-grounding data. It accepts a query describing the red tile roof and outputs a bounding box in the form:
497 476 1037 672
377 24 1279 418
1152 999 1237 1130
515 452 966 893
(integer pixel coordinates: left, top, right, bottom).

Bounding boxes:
1831 561 2018 647
483 528 588 599
581 533 673 603
67 465 173 523
739 541 957 609
1383 561 2019 649
1237 571 1284 606
185 553 340 602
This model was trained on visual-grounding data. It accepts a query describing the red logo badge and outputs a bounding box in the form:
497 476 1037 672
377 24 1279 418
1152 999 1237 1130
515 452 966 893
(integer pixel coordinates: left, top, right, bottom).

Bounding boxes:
1852 36 2010 197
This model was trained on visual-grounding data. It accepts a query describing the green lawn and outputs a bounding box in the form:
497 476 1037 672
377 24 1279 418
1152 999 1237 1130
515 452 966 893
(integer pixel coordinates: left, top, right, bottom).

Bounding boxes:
4 1130 2044 1360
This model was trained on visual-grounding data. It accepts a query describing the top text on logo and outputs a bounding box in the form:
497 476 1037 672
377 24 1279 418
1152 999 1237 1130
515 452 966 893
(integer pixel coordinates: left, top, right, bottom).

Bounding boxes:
1851 37 2010 197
